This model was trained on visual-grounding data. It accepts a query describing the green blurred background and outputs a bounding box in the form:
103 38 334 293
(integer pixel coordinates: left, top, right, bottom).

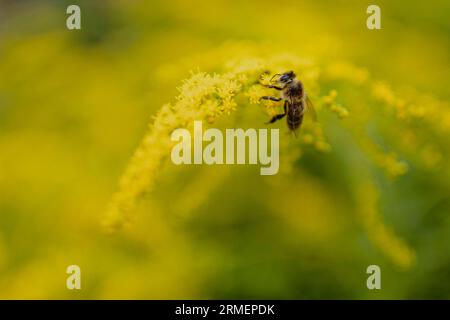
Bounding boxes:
0 0 449 299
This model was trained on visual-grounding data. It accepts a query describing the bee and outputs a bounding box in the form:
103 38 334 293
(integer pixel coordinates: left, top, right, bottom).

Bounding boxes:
259 71 316 134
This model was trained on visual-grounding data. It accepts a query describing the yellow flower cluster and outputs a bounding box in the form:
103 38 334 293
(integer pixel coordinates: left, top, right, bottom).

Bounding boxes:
321 89 349 119
371 82 411 119
104 72 245 230
300 124 331 153
371 81 450 134
357 182 416 269
359 139 409 178
319 58 449 177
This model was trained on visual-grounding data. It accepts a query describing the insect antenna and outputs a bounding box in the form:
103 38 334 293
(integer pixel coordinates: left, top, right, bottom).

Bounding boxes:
270 74 281 83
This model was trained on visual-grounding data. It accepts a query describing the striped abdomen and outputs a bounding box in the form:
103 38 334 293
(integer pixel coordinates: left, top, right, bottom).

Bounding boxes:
286 100 304 131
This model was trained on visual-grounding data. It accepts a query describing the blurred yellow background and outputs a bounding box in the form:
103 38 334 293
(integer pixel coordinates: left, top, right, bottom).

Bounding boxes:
0 0 449 299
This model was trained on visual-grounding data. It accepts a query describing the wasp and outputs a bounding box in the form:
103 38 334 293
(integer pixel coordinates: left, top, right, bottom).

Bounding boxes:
259 71 316 134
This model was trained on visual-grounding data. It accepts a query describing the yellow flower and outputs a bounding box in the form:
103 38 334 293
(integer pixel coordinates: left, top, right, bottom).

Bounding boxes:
104 71 246 230
321 90 349 119
357 182 416 269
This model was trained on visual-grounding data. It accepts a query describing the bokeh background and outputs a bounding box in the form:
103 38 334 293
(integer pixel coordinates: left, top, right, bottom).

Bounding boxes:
0 0 449 299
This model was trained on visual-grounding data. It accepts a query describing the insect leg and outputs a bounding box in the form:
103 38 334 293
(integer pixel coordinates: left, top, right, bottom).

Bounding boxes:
259 96 282 102
263 85 283 90
266 100 287 124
